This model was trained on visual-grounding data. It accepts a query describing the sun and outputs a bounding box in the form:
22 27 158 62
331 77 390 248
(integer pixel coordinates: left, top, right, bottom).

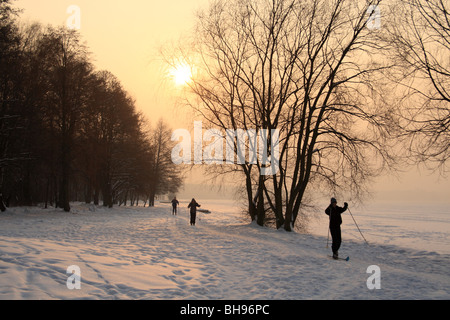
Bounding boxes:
169 63 193 86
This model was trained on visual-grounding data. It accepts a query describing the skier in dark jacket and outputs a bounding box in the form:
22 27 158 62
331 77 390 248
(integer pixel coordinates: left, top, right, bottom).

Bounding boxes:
171 197 179 215
188 198 201 226
325 198 348 259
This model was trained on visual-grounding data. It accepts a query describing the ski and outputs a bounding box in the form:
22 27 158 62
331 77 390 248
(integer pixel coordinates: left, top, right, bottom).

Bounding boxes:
328 255 350 261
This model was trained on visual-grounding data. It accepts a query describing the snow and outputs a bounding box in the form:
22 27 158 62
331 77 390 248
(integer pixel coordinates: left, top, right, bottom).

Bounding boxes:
0 201 449 300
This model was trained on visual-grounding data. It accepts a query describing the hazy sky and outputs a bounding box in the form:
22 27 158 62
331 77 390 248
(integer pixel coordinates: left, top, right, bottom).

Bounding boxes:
16 0 208 127
15 0 449 204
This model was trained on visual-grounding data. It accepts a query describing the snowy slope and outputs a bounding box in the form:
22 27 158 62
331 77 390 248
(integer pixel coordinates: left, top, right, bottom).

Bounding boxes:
0 203 449 300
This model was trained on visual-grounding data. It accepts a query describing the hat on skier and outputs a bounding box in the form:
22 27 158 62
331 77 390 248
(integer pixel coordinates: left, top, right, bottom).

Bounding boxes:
331 197 337 204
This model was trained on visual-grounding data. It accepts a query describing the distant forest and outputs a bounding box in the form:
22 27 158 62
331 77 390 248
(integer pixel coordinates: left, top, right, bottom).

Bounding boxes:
0 0 182 212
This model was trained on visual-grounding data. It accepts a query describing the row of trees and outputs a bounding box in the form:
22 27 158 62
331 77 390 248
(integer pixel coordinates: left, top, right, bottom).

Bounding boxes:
0 0 182 212
172 0 448 230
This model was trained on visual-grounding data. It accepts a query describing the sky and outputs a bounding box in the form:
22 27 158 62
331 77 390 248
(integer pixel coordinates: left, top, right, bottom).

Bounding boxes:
14 0 450 204
16 0 208 127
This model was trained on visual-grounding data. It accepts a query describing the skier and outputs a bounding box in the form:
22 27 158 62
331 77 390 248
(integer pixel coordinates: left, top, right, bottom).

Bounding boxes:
171 197 179 215
188 198 201 226
325 198 348 260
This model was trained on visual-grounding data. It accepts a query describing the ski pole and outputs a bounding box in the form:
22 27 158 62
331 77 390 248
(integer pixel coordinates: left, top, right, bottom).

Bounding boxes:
326 227 330 248
348 207 369 245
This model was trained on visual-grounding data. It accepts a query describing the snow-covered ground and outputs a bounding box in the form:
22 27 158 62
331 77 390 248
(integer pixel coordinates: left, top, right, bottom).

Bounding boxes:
303 201 450 255
0 201 449 300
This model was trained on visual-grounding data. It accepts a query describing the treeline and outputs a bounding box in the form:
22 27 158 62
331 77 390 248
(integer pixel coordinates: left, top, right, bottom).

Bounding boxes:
0 1 182 211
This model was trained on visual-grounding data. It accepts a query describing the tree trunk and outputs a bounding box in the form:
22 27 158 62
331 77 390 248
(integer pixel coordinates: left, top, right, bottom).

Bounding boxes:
22 165 32 206
149 192 155 207
84 180 92 204
93 185 99 205
0 193 6 212
256 177 265 226
102 178 112 208
61 152 71 212
245 173 257 222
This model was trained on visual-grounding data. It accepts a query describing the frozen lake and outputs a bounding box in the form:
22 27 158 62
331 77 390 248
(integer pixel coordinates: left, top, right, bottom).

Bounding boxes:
180 199 450 255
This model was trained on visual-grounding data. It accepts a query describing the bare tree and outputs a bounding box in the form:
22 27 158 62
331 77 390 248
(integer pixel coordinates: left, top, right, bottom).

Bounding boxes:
174 0 398 230
386 0 449 171
147 119 183 206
